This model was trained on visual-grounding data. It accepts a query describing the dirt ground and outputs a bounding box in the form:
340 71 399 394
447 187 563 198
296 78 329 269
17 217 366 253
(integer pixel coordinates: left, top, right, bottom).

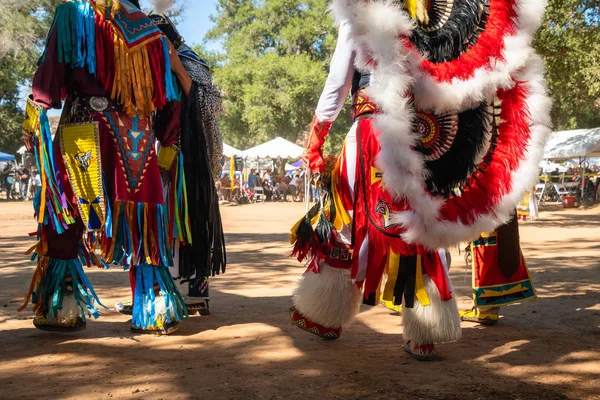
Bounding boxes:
0 200 598 400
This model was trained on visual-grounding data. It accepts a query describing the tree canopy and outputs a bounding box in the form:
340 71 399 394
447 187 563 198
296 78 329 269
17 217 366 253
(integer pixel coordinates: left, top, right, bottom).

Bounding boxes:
203 0 352 154
0 0 598 157
533 0 600 130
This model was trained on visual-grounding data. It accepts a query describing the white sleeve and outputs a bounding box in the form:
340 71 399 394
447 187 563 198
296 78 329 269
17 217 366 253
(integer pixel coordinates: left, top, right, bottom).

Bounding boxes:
314 22 355 122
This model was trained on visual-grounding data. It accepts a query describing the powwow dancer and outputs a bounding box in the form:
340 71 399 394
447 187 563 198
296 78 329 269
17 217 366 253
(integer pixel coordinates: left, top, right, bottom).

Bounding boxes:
290 0 552 360
115 4 227 317
155 10 228 315
461 216 536 324
20 0 193 334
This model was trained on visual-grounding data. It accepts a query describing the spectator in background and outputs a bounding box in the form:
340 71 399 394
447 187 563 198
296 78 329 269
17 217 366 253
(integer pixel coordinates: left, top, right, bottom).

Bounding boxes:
30 169 41 198
275 177 288 201
3 162 16 200
247 169 260 193
288 171 301 202
261 176 273 201
19 166 31 200
264 169 272 185
220 174 232 201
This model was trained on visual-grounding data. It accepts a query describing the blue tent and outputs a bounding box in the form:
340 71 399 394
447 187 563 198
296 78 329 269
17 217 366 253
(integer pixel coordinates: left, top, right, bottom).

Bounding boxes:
0 152 15 162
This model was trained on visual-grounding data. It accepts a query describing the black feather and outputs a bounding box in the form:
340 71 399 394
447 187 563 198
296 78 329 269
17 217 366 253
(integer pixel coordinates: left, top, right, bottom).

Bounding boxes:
410 0 487 63
424 103 491 196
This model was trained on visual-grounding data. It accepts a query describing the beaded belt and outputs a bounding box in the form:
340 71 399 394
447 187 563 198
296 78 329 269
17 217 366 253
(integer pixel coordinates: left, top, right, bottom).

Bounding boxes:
71 95 122 114
324 245 353 269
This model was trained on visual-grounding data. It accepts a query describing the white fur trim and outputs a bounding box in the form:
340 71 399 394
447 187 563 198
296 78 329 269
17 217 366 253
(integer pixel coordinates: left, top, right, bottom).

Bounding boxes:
53 295 82 323
292 262 362 328
402 276 461 344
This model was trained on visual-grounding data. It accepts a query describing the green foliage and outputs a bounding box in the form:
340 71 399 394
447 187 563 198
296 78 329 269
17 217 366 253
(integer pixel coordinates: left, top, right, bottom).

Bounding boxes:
534 0 600 130
203 0 352 154
0 0 60 155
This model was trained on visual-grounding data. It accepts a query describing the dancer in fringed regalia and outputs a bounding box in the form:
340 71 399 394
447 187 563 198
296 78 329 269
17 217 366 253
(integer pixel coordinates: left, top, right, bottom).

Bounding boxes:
289 0 552 360
150 10 226 316
19 0 194 335
461 216 536 324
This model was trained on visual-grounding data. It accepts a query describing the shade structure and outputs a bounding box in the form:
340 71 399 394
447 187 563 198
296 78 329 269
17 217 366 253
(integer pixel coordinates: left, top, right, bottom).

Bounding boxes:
223 143 241 157
241 137 303 159
0 152 15 161
543 128 600 160
539 160 567 173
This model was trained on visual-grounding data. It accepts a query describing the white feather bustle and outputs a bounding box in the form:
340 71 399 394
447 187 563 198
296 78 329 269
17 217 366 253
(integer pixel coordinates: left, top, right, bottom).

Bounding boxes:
402 275 462 344
331 0 552 249
390 55 553 249
292 262 362 329
149 0 174 14
52 295 82 323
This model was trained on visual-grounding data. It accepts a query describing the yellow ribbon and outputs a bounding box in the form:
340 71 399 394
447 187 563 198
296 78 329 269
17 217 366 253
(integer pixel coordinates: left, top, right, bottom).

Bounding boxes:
415 255 431 306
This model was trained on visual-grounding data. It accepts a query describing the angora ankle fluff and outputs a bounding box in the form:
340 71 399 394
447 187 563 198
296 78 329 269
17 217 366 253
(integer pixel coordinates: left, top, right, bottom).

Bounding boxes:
293 262 362 328
402 276 461 344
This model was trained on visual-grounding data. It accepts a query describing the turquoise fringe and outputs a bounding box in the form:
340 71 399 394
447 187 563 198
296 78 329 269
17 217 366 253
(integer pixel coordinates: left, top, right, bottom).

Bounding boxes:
161 37 179 102
33 257 106 322
46 1 97 74
108 201 173 269
131 264 187 329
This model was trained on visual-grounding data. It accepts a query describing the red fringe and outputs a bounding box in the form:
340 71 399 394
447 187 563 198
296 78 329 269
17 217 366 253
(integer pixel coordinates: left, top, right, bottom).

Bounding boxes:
95 13 115 93
421 252 452 302
147 39 168 110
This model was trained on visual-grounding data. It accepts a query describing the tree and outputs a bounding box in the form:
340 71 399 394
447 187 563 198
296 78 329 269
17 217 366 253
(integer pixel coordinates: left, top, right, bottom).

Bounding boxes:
204 0 352 154
0 0 60 155
534 0 600 130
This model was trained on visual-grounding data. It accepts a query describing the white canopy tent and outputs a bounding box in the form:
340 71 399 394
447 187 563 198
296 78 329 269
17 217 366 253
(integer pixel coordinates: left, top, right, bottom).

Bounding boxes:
542 128 600 198
223 143 242 158
241 137 303 159
543 128 600 160
539 160 567 173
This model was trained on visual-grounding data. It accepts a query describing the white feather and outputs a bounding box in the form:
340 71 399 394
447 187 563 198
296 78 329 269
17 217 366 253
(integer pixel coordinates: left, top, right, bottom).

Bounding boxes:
402 276 462 344
293 262 362 328
149 0 174 14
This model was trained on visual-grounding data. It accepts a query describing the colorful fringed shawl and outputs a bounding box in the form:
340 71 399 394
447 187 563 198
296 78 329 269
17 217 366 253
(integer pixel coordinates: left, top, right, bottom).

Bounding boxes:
42 0 177 116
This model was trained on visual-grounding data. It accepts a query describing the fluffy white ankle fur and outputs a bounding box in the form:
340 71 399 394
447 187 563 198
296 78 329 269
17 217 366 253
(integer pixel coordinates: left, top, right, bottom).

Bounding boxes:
293 262 362 328
53 294 81 323
402 276 462 344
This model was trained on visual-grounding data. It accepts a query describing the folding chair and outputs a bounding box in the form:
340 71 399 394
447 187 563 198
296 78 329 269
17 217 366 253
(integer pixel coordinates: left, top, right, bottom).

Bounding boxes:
253 186 265 202
554 184 570 199
534 183 546 204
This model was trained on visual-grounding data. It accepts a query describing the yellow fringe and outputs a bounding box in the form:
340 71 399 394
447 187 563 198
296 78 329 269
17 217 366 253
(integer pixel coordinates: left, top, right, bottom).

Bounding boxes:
415 255 431 306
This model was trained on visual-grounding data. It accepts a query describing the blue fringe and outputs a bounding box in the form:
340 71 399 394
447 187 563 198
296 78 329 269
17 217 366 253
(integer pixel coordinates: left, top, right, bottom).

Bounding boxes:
161 37 178 101
50 1 97 74
131 264 187 329
33 257 106 322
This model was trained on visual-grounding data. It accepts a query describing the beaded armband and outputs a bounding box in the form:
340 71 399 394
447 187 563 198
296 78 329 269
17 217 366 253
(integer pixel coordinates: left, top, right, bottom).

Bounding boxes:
23 96 43 137
157 144 180 171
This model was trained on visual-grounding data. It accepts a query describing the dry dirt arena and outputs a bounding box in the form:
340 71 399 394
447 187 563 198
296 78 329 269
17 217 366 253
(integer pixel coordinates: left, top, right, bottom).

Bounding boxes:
0 200 598 400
